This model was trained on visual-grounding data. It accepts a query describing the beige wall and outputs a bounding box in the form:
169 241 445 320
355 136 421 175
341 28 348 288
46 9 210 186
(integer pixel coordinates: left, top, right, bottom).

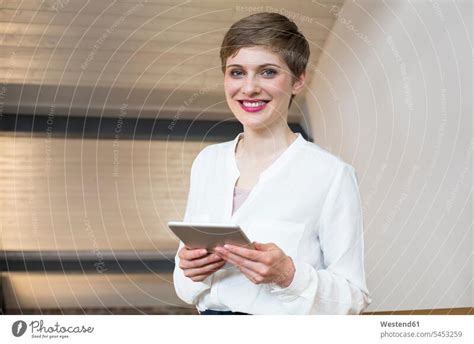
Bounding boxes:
303 0 471 311
0 134 211 252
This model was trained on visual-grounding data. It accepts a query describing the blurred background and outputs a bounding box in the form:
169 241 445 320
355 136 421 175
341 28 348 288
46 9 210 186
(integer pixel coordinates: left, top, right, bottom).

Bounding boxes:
0 0 471 315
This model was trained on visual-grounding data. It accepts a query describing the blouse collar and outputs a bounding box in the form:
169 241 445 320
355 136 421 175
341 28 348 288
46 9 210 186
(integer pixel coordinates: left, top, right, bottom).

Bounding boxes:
228 131 305 182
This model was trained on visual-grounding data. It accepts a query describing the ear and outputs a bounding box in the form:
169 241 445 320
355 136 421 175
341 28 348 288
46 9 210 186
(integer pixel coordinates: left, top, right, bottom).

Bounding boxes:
291 72 306 96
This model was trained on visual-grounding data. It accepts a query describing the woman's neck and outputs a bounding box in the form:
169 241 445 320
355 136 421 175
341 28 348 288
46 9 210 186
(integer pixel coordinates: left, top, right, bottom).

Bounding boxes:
236 125 298 162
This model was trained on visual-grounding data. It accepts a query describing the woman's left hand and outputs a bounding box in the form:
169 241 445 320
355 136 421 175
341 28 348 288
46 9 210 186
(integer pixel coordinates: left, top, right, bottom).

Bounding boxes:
214 242 295 288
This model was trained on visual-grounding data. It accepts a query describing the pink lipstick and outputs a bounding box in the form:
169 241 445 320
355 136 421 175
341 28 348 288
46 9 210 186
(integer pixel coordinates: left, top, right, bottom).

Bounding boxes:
238 99 270 113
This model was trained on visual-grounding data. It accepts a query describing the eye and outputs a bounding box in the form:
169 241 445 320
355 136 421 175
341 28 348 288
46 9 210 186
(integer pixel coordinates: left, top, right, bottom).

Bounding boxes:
261 69 277 77
229 69 244 78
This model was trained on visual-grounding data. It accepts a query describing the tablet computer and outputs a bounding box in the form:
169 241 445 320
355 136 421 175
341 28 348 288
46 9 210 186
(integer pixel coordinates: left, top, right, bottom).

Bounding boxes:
168 221 253 252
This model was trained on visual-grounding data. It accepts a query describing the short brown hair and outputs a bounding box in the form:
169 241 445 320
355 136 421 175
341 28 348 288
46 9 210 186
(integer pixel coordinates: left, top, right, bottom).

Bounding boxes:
220 12 310 107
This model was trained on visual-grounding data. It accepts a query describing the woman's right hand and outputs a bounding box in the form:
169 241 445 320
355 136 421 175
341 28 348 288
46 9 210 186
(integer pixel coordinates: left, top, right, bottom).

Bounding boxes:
178 246 226 282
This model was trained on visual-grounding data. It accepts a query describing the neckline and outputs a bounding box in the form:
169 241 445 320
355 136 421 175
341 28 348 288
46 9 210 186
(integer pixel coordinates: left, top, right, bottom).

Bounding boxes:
229 131 303 221
231 131 303 182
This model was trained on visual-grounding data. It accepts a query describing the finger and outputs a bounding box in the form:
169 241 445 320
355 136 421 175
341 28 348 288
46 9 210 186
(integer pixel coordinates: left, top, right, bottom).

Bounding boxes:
253 242 275 251
237 265 265 285
190 273 214 282
179 253 223 269
219 250 266 275
184 260 226 278
223 244 264 262
179 248 208 260
185 260 226 278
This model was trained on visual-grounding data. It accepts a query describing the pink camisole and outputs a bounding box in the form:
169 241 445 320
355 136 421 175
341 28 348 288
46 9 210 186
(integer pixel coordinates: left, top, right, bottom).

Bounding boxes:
232 187 252 215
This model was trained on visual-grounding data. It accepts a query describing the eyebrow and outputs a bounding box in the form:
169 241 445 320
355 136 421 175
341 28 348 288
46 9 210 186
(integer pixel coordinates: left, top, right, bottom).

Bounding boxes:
226 63 281 69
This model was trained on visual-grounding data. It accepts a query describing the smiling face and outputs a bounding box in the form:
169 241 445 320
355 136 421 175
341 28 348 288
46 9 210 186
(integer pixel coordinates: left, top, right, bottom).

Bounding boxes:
224 46 305 131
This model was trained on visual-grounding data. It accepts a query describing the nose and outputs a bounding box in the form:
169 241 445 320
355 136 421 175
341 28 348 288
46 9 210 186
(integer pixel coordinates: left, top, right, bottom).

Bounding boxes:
241 75 261 96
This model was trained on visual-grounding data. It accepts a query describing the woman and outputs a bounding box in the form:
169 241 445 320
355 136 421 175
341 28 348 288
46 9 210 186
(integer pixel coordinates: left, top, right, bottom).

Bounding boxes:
173 12 372 315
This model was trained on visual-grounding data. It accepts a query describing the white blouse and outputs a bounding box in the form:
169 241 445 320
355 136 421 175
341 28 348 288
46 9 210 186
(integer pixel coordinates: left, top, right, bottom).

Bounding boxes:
173 132 372 314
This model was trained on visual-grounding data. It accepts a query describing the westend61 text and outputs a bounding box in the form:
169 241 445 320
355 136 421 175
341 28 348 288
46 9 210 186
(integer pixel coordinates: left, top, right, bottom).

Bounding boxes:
380 321 420 327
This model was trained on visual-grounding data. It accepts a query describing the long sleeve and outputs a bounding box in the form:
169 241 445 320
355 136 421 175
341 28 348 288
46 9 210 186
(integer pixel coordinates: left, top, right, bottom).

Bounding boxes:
269 164 372 314
173 150 212 305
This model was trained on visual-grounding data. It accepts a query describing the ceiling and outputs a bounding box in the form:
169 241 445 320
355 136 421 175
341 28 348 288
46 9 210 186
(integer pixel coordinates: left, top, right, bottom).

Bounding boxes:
1 0 344 122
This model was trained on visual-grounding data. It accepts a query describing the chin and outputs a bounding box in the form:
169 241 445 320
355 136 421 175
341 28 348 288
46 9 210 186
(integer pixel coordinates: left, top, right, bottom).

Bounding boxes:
230 98 285 127
239 117 276 131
